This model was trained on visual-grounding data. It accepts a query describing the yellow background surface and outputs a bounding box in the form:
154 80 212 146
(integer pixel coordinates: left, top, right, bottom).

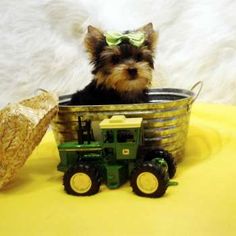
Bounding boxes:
1 103 236 236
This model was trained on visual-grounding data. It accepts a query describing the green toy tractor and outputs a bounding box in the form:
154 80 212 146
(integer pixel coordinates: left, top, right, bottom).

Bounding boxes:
57 115 176 198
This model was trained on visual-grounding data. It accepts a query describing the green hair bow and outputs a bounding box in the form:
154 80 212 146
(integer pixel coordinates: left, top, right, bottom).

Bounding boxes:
104 31 145 47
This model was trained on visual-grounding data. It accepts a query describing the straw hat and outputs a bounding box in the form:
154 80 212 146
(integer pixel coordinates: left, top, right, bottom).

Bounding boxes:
0 91 58 189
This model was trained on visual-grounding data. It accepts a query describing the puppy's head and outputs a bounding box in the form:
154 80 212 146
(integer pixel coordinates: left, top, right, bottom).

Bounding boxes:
84 23 158 96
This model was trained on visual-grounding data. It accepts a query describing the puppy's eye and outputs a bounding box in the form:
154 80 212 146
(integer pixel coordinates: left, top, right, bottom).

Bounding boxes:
111 55 120 64
136 53 143 61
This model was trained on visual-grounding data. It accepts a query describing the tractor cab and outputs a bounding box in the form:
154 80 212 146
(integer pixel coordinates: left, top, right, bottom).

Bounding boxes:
99 115 143 161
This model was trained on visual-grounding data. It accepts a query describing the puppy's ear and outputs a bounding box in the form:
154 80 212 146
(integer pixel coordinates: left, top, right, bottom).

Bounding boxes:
138 23 158 52
84 25 105 60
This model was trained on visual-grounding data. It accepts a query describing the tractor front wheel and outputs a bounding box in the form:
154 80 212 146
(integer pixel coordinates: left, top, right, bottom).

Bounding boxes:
130 162 169 198
63 164 101 196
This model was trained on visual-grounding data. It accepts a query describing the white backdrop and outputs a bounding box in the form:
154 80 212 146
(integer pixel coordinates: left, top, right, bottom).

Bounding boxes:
0 0 235 107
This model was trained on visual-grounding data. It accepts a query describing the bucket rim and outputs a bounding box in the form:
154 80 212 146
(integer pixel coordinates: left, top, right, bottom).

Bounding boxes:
58 87 196 108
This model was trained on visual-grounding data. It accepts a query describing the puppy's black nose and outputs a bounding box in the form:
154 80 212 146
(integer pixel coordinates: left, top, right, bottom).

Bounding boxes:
127 67 137 77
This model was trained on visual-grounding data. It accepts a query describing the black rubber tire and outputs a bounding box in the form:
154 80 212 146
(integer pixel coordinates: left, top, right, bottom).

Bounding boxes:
130 162 169 198
147 149 176 178
63 164 101 196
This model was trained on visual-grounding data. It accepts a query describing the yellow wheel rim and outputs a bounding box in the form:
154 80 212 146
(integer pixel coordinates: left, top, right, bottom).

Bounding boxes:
70 173 92 194
136 172 159 194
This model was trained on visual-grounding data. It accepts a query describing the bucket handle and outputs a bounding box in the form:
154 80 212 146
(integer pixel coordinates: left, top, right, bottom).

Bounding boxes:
33 88 50 96
190 81 203 103
35 88 49 93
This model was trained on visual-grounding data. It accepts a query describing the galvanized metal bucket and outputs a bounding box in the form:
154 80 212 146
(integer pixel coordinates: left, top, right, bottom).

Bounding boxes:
51 82 202 162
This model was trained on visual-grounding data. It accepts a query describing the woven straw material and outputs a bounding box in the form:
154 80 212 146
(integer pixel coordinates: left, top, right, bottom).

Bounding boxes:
0 92 58 189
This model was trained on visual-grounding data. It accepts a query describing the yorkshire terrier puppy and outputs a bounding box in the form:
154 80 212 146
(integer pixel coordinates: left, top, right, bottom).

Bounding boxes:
70 23 158 105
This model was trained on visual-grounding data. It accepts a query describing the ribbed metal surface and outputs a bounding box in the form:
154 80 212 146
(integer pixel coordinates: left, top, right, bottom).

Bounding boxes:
51 88 196 162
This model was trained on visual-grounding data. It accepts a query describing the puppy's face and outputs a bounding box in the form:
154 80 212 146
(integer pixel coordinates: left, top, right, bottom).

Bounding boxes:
84 23 158 96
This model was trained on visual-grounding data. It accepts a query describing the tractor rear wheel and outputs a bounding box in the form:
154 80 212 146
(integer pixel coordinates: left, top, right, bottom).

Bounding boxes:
147 149 176 178
130 162 169 198
63 164 101 196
